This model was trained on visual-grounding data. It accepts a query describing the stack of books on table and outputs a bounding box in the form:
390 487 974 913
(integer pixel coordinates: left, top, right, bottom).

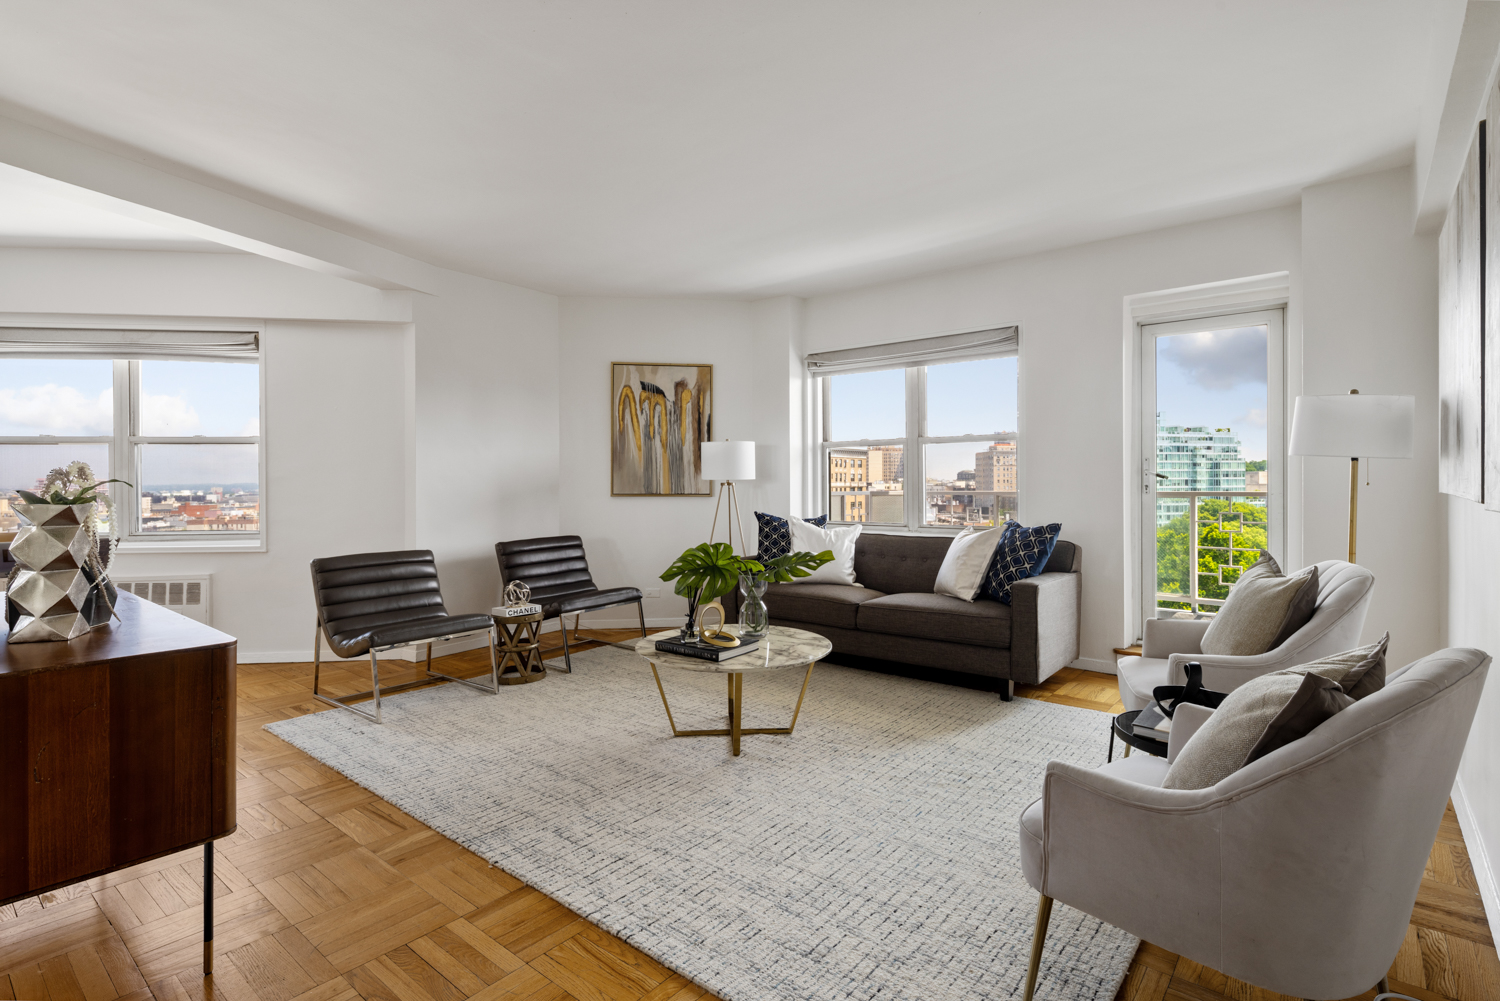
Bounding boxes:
1131 704 1172 742
494 603 542 617
654 635 762 662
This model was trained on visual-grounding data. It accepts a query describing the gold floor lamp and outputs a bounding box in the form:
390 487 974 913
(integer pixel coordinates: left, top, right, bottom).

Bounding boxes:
1288 389 1415 565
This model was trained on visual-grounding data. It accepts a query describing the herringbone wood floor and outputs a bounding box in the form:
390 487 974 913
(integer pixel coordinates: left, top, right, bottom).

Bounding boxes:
1 632 1495 1001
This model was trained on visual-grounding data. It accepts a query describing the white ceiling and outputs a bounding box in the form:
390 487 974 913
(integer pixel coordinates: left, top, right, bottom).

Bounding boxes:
0 1 1457 297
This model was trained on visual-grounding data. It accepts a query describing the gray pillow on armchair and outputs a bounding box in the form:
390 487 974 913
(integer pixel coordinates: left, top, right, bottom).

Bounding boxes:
1200 551 1319 656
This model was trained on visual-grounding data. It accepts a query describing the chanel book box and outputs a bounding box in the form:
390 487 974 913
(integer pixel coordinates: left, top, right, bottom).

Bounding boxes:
496 603 542 617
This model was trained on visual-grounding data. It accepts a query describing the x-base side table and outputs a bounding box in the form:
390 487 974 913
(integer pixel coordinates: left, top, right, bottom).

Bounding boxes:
491 608 546 684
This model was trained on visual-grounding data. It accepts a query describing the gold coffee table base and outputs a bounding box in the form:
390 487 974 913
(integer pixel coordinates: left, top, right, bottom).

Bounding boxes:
648 662 816 756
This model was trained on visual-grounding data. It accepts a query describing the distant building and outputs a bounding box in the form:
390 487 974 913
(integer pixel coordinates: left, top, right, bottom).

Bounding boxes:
1156 424 1247 525
866 446 904 486
975 442 1016 493
829 447 869 522
1245 469 1268 493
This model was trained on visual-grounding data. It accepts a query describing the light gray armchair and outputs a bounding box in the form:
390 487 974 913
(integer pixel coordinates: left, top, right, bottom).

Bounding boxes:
1019 647 1490 1001
1117 560 1375 712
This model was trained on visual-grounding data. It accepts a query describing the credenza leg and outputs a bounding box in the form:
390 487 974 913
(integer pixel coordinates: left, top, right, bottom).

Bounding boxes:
204 841 214 977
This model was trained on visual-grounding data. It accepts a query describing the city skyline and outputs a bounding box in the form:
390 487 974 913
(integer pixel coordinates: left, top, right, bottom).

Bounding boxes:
1155 325 1268 461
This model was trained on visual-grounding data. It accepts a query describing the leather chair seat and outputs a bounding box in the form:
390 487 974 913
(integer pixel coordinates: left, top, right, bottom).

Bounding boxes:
857 592 1012 649
555 585 645 616
326 611 496 659
763 583 887 629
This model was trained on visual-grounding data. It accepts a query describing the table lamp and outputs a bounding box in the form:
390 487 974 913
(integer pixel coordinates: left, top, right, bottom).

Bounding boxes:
700 440 756 555
1288 389 1415 565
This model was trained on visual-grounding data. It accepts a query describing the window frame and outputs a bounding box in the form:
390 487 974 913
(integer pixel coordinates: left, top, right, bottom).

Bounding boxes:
114 356 266 553
818 360 1020 533
1138 307 1285 627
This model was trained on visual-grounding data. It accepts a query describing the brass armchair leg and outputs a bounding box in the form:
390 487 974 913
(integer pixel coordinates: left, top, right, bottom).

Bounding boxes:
1023 893 1053 1001
638 599 647 637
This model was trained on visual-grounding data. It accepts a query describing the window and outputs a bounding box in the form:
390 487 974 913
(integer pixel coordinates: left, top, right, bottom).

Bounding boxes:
814 329 1019 531
1139 309 1284 623
0 329 263 550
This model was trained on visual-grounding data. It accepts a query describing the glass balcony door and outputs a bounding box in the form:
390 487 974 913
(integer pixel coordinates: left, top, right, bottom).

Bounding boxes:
1140 309 1285 626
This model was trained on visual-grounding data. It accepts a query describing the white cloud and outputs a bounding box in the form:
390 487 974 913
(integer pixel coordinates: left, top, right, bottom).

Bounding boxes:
241 416 260 436
0 384 112 433
1157 326 1268 390
141 393 201 435
1241 407 1267 428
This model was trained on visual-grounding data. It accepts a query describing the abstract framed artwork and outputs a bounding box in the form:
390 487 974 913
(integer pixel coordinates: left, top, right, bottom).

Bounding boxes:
611 362 712 496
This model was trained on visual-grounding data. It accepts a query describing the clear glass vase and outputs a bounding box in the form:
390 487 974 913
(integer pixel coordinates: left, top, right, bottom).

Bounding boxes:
738 574 770 642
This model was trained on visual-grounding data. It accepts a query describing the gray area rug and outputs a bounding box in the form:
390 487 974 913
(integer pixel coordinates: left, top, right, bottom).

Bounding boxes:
266 646 1137 1001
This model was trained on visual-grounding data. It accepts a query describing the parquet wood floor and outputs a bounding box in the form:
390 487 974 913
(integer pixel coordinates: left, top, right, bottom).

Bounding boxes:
1 634 1494 1001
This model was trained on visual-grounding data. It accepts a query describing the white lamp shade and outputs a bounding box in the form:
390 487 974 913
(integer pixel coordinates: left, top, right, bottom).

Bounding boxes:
1288 394 1415 458
700 440 756 480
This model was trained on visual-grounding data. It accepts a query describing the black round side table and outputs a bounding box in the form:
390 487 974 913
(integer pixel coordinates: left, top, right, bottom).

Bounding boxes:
1108 709 1169 762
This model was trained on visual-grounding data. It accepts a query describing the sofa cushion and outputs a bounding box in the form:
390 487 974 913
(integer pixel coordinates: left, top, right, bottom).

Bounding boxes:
851 533 951 595
857 592 1012 649
763 583 886 629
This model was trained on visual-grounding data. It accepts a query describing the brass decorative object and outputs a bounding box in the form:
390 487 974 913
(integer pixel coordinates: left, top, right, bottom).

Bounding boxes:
5 502 118 642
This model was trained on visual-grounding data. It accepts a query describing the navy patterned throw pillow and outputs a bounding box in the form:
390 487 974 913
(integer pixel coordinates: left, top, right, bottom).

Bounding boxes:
754 511 829 561
982 522 1062 604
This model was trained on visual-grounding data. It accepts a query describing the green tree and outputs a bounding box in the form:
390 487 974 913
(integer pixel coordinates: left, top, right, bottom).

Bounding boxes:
1155 497 1268 613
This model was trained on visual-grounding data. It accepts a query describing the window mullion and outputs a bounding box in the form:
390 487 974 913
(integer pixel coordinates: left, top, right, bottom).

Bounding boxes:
111 360 131 538
905 366 923 530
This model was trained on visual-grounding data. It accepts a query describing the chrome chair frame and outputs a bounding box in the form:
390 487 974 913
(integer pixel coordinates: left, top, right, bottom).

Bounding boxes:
555 602 648 673
311 618 499 724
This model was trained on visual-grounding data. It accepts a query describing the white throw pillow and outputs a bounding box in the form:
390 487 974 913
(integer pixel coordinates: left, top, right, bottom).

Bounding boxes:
933 525 1007 601
786 519 861 585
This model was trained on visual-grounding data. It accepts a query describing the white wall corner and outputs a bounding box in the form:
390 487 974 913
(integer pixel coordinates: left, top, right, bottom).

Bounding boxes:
1452 772 1500 938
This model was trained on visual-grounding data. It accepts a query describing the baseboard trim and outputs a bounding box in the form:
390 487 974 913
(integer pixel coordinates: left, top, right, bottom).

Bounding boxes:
1071 656 1117 676
1451 773 1500 936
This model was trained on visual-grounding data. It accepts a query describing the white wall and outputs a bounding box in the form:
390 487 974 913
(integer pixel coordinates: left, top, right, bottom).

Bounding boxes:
801 205 1303 671
557 297 777 628
0 248 563 660
1300 167 1442 668
413 269 561 624
1446 496 1500 929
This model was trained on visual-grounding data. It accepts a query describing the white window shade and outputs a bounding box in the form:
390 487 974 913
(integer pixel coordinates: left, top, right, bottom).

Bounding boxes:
805 326 1018 376
0 328 259 362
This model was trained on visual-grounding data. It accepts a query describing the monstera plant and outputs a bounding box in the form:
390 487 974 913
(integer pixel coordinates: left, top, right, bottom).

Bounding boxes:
660 542 832 637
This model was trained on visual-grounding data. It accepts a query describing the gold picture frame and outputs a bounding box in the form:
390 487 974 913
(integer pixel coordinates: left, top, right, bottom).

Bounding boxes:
611 362 713 496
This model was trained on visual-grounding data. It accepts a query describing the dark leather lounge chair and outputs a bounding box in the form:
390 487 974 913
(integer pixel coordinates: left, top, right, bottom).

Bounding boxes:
310 550 499 723
495 535 646 672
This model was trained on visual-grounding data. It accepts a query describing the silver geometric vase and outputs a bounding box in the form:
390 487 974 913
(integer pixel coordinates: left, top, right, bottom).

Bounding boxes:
5 502 117 642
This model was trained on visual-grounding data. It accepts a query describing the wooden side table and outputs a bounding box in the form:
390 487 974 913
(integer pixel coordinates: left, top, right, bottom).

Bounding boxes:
491 609 546 684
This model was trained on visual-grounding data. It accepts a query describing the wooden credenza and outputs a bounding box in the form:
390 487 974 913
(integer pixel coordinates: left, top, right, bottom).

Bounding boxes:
0 590 236 918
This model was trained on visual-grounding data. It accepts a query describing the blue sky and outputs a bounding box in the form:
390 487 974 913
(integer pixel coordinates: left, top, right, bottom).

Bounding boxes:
1155 326 1268 461
828 357 1018 479
0 358 260 491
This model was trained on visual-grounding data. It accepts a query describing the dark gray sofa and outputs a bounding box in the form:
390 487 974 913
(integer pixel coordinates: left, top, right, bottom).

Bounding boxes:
724 533 1081 699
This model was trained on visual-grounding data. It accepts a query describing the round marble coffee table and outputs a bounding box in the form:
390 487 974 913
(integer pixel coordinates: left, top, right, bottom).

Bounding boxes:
633 625 833 757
